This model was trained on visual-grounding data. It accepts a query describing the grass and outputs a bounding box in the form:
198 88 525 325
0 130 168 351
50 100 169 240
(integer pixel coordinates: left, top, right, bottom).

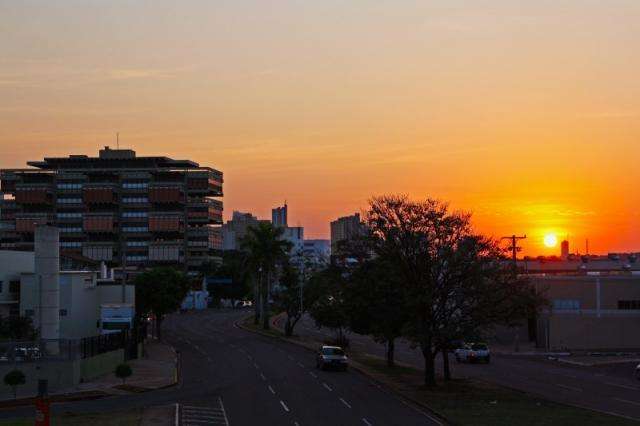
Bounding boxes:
353 355 637 426
0 409 142 426
241 315 287 339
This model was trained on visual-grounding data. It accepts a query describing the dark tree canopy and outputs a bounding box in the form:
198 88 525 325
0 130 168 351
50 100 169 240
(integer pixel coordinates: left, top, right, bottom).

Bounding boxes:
134 267 190 340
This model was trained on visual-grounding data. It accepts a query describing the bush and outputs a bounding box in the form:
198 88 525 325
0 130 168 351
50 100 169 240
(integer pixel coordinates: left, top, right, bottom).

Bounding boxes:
114 363 133 385
4 369 26 399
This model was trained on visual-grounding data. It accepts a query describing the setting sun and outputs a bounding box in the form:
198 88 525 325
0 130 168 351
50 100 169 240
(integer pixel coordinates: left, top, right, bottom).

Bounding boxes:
543 234 558 248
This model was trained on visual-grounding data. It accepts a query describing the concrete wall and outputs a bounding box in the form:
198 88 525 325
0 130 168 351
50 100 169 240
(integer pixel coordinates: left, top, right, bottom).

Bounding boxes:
533 275 640 350
0 348 125 399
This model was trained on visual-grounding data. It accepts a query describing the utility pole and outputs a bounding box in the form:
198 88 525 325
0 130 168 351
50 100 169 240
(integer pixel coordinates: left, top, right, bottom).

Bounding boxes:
501 234 527 263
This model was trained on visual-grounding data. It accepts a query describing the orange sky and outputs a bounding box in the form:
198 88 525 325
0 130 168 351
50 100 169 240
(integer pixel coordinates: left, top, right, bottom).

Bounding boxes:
1 1 639 255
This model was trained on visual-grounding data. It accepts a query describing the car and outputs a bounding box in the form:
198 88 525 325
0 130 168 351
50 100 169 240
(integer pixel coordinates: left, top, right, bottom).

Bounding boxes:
316 345 348 371
635 364 640 380
454 342 491 364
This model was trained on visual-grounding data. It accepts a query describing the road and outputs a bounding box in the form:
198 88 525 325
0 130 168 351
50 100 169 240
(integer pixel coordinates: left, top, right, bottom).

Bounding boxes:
0 310 440 426
280 314 640 421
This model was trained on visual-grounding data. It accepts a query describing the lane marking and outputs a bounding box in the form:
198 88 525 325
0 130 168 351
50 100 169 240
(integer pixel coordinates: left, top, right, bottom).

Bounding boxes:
268 385 276 395
309 372 318 379
605 382 640 391
254 362 259 369
340 398 352 409
297 362 305 368
556 384 582 392
362 418 372 426
280 400 290 412
323 383 333 392
288 355 295 361
260 373 266 381
613 398 640 407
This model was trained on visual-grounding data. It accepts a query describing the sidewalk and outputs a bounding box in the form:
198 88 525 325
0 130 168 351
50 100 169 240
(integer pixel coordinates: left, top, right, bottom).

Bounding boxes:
76 340 177 395
0 340 177 407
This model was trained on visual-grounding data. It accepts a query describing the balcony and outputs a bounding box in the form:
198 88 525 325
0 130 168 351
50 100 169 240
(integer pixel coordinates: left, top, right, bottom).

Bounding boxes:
15 214 51 233
149 215 182 233
186 171 223 196
83 214 115 232
83 185 116 204
15 187 52 205
148 185 183 204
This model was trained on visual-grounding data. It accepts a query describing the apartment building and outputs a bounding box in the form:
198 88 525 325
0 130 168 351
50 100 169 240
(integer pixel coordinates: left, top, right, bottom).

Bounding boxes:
330 213 365 255
0 147 223 276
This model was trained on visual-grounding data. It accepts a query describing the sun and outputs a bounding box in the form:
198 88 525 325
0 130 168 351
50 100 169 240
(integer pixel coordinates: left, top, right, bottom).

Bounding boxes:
543 233 558 248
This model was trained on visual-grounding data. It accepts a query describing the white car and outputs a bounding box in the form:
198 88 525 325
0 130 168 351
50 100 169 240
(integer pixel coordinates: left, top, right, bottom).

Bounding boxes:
316 345 349 371
455 343 491 364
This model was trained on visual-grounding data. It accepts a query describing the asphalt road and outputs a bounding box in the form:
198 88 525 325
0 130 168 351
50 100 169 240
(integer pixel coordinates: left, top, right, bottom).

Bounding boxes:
283 314 640 421
0 310 440 426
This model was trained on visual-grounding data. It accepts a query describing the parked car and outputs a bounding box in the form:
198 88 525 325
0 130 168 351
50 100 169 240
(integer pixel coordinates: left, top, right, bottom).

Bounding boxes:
635 364 640 380
316 345 348 371
454 343 491 364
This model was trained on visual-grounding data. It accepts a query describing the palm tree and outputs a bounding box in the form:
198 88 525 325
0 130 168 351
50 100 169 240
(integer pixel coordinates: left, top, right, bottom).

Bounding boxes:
241 222 292 330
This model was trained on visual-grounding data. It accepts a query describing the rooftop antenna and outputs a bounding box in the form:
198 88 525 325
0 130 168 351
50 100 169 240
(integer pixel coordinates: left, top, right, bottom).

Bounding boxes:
116 132 120 149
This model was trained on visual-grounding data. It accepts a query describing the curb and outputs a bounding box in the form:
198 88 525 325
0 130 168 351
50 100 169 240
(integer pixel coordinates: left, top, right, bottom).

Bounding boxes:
236 315 447 426
0 391 109 410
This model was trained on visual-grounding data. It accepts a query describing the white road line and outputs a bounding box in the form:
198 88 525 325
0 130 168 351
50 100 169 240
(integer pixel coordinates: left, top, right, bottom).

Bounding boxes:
194 344 200 350
288 355 295 361
340 398 352 409
268 385 276 395
280 400 290 412
297 362 305 368
556 384 582 392
322 383 333 392
219 397 230 426
294 422 300 426
309 372 318 379
362 418 373 426
260 373 266 381
254 362 259 369
606 382 640 391
613 398 640 407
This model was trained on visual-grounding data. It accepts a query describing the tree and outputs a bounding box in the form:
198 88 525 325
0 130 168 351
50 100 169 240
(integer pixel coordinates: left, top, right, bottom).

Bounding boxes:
307 266 350 347
345 257 409 367
135 267 190 340
201 251 252 306
273 259 319 337
4 369 25 399
365 195 543 386
115 363 133 385
241 223 292 330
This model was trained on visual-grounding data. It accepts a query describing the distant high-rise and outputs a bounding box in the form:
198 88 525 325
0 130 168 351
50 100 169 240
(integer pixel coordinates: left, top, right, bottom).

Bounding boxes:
561 240 570 259
221 211 269 251
330 213 365 254
272 203 288 227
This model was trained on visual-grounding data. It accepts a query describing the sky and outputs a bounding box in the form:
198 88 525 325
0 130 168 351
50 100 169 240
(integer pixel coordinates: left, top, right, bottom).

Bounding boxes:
1 0 639 255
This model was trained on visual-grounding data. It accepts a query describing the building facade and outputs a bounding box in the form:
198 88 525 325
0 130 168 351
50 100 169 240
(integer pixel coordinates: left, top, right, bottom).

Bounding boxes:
221 211 269 251
533 274 640 350
330 213 365 254
0 147 223 276
272 203 288 227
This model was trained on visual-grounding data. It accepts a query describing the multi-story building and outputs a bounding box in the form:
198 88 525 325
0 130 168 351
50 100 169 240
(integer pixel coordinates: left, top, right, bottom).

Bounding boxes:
330 213 365 254
0 147 223 277
272 203 288 227
221 211 269 251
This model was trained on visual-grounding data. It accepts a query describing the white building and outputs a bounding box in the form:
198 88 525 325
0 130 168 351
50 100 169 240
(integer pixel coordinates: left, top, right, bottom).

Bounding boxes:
0 250 35 318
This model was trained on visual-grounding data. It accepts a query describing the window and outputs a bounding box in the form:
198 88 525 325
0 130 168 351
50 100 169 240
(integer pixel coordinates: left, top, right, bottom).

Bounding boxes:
57 198 82 204
618 300 640 310
60 227 82 233
122 182 148 190
57 212 83 219
59 309 67 317
123 226 149 233
122 211 148 218
127 241 148 247
61 241 82 248
0 281 3 293
9 281 19 294
126 255 148 262
57 183 83 190
553 299 580 310
122 197 148 204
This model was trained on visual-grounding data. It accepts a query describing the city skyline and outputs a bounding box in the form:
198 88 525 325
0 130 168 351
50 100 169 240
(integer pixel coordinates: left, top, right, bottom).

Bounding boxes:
1 1 639 255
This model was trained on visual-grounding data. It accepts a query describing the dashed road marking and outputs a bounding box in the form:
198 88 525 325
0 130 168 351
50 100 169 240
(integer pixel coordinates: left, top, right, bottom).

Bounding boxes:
613 398 640 407
362 418 372 426
322 383 333 392
260 373 266 381
606 382 640 391
309 372 318 379
556 384 582 392
280 400 290 412
297 362 305 368
268 385 276 395
340 398 352 408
